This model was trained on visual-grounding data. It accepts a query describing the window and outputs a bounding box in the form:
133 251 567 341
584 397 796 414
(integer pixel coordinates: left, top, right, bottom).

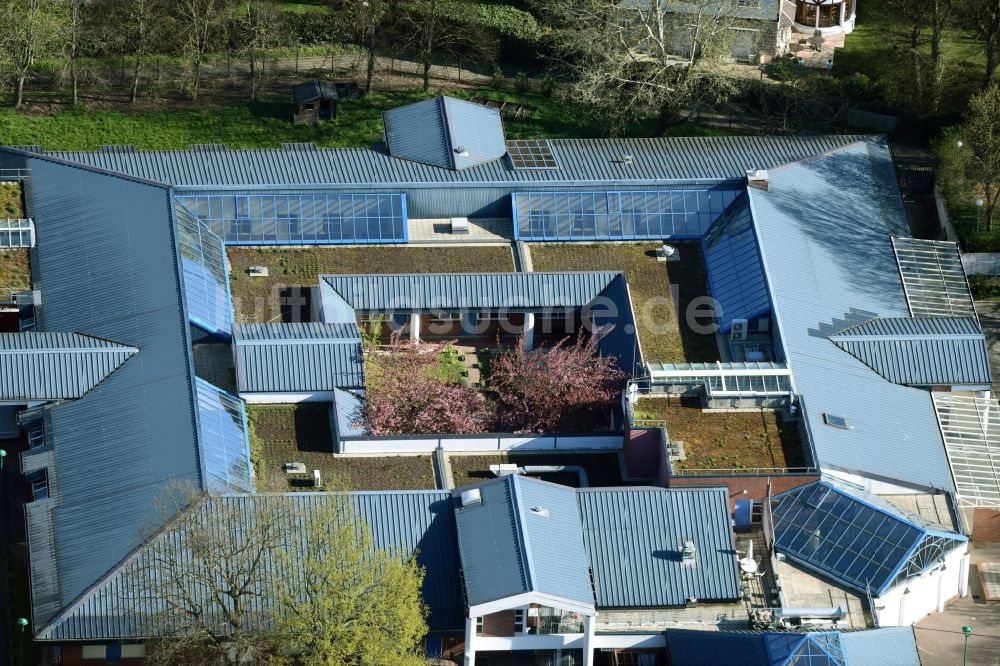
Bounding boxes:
513 609 526 633
26 421 45 449
506 139 558 169
27 469 48 501
81 645 106 660
818 1 841 27
475 616 484 636
823 413 850 429
795 0 817 25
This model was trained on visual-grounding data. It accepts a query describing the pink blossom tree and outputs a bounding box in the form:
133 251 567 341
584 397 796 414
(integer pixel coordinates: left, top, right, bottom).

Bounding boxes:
359 337 494 435
490 333 627 433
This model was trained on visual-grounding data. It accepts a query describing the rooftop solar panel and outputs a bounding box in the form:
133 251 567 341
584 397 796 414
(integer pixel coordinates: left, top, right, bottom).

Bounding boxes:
506 139 558 169
932 393 1000 507
892 237 976 318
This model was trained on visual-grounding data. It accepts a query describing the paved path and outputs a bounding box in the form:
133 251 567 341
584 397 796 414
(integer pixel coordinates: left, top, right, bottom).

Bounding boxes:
915 543 1000 666
975 300 1000 396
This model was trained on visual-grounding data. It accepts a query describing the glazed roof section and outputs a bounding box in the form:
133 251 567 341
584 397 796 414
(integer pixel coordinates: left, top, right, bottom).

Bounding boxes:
748 140 956 491
23 135 868 189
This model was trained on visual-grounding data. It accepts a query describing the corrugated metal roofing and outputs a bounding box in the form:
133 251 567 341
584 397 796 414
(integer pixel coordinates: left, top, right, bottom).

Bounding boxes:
0 332 136 400
577 486 740 607
292 80 337 106
748 140 956 491
37 491 464 640
665 628 920 666
830 319 991 386
892 237 976 318
234 323 364 392
770 480 966 596
25 135 869 189
840 627 920 666
321 272 619 312
703 193 771 332
23 157 205 628
382 96 506 170
452 475 595 612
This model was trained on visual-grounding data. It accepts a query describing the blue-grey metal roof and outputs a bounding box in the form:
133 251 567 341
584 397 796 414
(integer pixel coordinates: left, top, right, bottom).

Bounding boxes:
292 80 338 106
770 480 966 596
23 157 205 628
382 96 506 170
577 486 740 607
839 627 920 666
703 193 771 332
830 317 991 386
321 272 619 312
0 332 136 400
748 139 956 491
452 475 595 612
37 491 464 640
17 135 870 189
234 322 364 392
665 628 920 666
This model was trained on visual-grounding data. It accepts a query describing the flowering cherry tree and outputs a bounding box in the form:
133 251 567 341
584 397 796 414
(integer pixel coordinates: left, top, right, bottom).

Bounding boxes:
359 337 493 435
490 333 627 433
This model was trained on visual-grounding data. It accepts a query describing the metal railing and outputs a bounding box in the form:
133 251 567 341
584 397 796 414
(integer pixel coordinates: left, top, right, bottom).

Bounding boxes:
671 466 820 476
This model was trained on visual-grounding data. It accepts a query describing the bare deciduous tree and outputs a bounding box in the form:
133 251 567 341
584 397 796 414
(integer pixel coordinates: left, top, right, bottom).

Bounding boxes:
233 0 283 99
0 0 64 108
173 0 232 101
110 0 168 104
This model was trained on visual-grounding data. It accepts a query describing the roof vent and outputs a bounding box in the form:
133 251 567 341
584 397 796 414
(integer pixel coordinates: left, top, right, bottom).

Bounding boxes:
620 155 634 166
529 506 550 518
460 488 482 507
681 540 697 562
454 146 470 157
747 169 769 190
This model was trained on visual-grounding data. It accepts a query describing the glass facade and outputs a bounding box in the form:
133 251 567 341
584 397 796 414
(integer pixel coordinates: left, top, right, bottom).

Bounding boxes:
0 218 32 247
195 377 254 494
770 481 966 595
512 188 741 241
176 203 233 337
175 191 408 245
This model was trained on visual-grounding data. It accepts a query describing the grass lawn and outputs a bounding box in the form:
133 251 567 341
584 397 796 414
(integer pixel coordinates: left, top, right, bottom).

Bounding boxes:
0 250 31 289
448 452 631 488
228 244 515 322
634 397 804 472
0 86 658 151
527 242 718 363
248 403 437 491
835 8 987 121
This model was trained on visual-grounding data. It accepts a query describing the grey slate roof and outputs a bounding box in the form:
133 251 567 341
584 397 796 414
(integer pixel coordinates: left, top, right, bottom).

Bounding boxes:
382 96 506 170
0 332 136 400
292 80 337 106
830 317 991 387
37 491 464 640
21 135 868 189
23 157 205 628
320 272 619 313
452 475 595 614
748 140 956 491
234 322 364 392
577 486 740 607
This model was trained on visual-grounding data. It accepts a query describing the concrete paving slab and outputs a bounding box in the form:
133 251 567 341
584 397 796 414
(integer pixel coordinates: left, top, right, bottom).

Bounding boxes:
979 562 1000 601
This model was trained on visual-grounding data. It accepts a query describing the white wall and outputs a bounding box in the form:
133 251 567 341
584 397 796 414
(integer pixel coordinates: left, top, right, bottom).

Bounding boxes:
473 633 665 651
338 434 623 454
875 544 968 626
241 391 335 404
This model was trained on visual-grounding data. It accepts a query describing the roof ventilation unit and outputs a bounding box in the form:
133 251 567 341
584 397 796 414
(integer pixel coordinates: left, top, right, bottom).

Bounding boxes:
730 318 749 342
747 169 769 190
681 540 697 563
620 155 634 166
460 487 482 507
529 506 550 518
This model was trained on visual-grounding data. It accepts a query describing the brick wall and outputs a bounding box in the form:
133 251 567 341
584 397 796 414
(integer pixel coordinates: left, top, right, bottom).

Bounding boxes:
667 474 820 511
481 610 515 637
971 508 1000 542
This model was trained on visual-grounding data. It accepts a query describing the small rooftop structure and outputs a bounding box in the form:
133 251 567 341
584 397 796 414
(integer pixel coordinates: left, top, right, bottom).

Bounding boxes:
292 80 338 123
665 626 921 666
769 480 966 597
382 96 507 170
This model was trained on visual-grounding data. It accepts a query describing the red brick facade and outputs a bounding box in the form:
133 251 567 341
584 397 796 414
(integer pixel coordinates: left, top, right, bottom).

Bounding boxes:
971 508 1000 542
